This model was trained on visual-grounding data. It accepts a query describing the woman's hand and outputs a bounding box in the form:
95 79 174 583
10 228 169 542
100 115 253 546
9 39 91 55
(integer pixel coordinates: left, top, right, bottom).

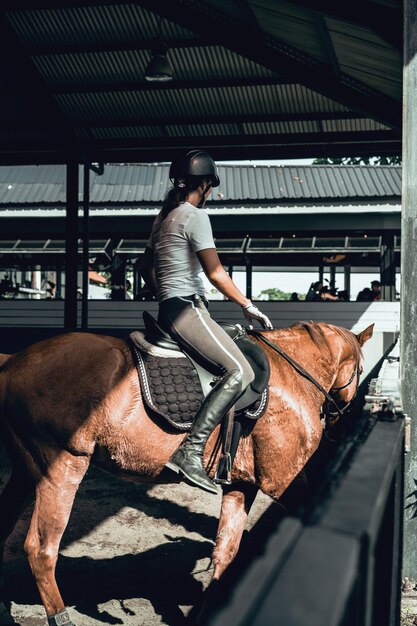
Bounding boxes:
242 302 273 330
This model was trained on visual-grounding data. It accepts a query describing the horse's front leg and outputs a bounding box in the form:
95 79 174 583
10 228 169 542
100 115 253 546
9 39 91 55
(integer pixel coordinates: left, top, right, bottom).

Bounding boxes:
195 483 258 625
24 451 90 625
212 483 258 580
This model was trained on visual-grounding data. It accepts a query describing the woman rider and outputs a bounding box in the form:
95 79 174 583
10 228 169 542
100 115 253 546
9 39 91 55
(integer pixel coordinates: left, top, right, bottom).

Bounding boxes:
140 149 272 494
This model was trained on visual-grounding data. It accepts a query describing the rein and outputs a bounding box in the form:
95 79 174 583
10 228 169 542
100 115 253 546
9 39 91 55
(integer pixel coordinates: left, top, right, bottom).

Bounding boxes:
248 329 357 421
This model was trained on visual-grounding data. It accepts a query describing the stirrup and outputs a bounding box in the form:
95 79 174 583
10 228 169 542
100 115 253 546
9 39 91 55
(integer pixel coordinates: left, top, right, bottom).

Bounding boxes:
214 452 232 485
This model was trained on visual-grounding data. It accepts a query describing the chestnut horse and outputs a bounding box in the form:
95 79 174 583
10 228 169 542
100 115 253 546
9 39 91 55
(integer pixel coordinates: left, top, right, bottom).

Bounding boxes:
0 321 373 625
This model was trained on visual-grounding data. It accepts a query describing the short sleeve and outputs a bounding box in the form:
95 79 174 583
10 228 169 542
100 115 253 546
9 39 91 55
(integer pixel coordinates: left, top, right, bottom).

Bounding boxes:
184 209 215 252
146 213 162 249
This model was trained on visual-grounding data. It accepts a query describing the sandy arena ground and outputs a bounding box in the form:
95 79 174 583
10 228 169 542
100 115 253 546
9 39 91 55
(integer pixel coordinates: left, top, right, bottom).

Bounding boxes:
0 442 272 626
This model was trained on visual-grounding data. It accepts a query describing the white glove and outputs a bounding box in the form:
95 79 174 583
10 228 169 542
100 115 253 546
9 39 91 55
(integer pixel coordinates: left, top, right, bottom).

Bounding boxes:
241 301 273 330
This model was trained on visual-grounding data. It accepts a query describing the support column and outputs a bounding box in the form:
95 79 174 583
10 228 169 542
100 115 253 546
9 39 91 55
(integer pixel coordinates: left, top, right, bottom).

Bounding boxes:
242 236 252 300
245 262 252 300
81 164 90 329
380 232 396 302
64 161 79 329
344 265 351 300
110 245 126 301
402 0 417 578
329 266 336 291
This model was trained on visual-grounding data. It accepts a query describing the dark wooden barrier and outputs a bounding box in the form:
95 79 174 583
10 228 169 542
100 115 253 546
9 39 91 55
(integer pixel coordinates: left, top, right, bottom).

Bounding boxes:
207 415 404 626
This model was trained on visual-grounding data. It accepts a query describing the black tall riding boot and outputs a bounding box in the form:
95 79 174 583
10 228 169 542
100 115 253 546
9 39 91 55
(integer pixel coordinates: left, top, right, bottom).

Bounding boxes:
165 369 243 494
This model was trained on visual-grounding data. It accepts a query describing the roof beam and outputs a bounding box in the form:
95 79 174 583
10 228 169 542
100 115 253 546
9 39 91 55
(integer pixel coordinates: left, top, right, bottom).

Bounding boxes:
134 0 401 129
87 129 401 150
28 38 205 56
0 138 401 166
0 129 400 152
0 112 371 132
0 76 291 97
280 0 402 52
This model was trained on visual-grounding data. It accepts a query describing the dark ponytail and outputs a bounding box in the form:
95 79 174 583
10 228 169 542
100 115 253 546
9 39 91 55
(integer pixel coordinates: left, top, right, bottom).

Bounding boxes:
160 177 204 220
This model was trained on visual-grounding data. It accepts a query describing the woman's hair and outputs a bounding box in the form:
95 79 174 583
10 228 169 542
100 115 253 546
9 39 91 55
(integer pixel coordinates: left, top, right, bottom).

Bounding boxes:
160 176 205 219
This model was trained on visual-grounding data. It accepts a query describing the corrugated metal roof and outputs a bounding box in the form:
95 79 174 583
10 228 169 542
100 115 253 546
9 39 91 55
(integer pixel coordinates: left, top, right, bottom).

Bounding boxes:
35 46 277 89
9 4 197 48
0 1 401 164
0 164 401 206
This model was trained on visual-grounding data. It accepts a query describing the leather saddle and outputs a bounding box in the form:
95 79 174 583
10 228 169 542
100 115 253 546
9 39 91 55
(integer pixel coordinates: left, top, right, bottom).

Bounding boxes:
129 311 270 431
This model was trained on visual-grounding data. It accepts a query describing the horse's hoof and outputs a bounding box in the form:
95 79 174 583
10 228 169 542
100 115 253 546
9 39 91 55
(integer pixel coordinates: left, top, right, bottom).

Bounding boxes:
0 602 16 626
47 609 74 626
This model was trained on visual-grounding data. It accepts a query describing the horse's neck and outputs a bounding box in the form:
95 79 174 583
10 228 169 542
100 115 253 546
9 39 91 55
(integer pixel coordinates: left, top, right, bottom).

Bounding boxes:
277 330 337 392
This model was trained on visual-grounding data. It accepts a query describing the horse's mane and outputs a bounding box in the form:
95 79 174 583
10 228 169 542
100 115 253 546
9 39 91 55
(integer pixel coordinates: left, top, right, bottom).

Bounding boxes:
291 321 329 348
291 321 362 360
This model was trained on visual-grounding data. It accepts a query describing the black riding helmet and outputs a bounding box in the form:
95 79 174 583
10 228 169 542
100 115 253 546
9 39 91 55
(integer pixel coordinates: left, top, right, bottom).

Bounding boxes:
169 149 220 188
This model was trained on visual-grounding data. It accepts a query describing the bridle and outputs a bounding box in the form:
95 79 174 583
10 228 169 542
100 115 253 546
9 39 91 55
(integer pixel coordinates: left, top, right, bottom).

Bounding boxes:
323 361 360 425
248 329 360 427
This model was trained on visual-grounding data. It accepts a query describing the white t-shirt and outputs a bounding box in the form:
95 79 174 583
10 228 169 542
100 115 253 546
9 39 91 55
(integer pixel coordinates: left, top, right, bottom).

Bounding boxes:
147 202 216 302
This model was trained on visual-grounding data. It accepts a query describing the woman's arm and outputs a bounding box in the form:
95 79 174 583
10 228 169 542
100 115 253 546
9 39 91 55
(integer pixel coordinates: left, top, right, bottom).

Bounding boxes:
196 248 250 306
139 246 158 298
197 248 273 329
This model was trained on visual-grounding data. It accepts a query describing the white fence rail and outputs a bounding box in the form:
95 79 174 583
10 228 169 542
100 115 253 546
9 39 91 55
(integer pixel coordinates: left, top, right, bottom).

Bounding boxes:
0 300 400 378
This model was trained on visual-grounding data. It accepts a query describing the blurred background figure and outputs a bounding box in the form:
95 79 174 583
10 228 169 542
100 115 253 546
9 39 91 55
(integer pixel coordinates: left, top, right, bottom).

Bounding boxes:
370 280 381 301
356 280 381 302
305 281 339 302
290 291 300 301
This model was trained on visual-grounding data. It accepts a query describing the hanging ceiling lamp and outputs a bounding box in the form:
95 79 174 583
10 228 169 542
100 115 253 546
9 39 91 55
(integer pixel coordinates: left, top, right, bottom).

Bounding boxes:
145 17 173 82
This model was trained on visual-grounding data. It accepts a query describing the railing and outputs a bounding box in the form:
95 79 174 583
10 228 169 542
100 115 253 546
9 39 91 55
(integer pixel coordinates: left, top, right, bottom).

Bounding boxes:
0 300 400 331
0 300 400 376
207 343 404 626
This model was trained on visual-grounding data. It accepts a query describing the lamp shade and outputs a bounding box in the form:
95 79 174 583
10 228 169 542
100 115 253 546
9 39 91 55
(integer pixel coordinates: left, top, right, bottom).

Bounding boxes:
145 52 173 82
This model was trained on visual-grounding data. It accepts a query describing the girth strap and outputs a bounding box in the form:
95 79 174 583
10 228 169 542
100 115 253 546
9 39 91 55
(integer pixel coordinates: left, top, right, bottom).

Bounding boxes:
248 329 343 419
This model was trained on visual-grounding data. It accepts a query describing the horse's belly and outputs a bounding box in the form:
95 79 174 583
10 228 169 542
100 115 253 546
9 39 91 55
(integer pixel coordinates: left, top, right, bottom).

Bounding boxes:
91 443 182 485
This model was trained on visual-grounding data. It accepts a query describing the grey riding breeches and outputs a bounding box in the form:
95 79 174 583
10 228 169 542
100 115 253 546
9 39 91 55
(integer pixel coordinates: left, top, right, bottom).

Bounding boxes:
157 294 254 394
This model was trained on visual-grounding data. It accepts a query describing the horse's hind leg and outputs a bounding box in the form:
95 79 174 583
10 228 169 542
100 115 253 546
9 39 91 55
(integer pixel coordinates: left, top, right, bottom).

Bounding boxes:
0 469 34 625
24 452 90 625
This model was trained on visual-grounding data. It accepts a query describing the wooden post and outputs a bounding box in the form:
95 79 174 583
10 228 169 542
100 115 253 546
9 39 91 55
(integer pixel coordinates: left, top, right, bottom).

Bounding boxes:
64 161 79 329
402 0 417 578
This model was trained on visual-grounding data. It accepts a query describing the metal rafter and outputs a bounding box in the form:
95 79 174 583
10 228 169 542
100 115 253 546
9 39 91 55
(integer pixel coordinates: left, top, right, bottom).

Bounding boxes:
134 0 401 129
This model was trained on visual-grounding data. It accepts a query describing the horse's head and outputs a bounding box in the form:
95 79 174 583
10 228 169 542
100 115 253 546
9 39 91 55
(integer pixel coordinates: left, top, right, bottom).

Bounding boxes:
325 324 374 421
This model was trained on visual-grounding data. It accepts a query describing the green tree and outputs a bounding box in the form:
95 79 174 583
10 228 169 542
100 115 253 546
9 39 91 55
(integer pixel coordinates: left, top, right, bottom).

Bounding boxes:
313 156 401 166
258 288 295 301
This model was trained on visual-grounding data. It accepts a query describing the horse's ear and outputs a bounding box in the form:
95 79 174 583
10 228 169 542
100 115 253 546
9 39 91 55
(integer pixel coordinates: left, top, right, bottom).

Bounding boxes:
355 324 374 346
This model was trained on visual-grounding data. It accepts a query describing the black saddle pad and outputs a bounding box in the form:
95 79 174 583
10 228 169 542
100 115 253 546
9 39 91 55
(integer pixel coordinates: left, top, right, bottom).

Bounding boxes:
129 327 270 430
130 332 204 430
